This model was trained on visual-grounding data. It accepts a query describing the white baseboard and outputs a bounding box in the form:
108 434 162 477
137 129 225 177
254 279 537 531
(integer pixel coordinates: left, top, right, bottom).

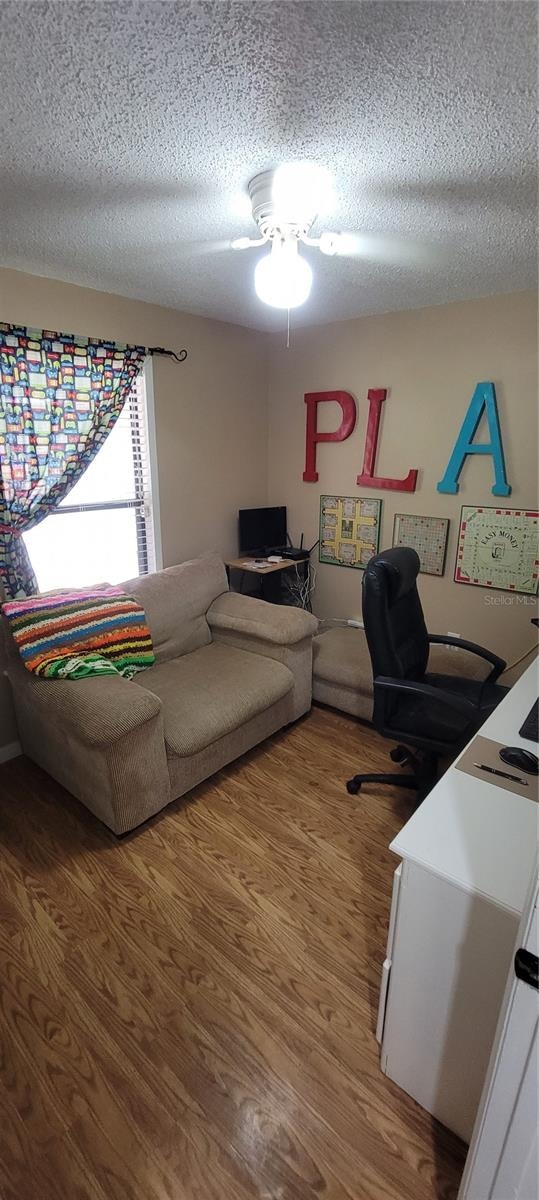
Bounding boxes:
0 740 21 764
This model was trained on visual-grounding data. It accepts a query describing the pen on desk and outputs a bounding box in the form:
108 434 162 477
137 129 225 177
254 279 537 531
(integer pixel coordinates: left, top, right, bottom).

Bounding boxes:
474 763 528 786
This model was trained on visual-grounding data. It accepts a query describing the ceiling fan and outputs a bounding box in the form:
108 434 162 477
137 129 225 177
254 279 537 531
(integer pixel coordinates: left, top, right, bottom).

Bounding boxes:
229 161 441 311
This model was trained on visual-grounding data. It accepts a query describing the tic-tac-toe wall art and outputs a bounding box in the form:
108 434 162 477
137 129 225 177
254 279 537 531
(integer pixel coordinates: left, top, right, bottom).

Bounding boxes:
455 506 539 594
319 495 381 568
392 513 450 577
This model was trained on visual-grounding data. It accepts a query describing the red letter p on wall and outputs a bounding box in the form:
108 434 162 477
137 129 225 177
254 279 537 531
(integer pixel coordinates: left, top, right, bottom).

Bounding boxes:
303 391 357 482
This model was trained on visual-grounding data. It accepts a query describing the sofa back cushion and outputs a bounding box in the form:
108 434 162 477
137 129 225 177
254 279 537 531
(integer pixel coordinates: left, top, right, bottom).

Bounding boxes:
124 555 228 663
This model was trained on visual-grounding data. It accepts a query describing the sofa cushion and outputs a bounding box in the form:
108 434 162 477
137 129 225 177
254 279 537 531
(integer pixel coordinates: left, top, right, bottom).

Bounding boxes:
313 626 373 693
123 555 228 664
134 641 293 757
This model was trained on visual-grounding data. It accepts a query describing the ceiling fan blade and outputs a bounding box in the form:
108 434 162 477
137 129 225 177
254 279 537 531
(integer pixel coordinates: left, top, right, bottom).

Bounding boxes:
118 236 233 261
331 232 449 268
171 237 233 259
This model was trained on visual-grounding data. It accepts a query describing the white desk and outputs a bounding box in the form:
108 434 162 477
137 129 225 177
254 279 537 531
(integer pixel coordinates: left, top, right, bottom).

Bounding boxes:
377 659 539 1142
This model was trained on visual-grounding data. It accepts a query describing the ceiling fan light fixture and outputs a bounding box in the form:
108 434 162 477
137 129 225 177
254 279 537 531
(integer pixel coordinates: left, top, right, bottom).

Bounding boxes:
232 163 342 311
254 238 312 309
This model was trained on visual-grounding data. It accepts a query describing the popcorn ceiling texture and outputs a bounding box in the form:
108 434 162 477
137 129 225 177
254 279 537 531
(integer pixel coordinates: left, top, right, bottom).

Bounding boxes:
0 0 536 331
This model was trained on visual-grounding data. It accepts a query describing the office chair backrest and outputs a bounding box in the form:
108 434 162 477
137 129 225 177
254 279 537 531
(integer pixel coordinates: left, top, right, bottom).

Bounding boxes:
362 547 429 684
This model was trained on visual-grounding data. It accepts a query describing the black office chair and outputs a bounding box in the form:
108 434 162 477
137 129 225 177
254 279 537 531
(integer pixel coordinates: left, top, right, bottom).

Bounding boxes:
346 547 508 799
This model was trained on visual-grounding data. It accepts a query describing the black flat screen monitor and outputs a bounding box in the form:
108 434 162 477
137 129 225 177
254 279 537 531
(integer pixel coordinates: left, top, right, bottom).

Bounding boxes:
239 506 287 554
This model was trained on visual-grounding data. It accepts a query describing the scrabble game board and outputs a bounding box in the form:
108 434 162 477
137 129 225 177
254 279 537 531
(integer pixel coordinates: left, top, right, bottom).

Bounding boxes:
392 513 449 576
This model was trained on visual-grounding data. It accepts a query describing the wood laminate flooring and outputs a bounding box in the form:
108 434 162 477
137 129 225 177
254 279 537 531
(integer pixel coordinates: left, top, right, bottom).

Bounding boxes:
0 706 466 1200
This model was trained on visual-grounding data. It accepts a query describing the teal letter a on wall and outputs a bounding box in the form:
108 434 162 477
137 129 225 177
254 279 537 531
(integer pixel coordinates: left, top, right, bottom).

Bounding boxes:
437 382 511 496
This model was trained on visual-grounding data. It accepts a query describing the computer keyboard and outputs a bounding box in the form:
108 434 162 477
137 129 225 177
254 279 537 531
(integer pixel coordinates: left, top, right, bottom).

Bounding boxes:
519 699 539 743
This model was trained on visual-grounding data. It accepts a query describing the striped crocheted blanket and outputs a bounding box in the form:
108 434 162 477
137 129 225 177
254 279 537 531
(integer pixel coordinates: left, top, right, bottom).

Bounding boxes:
2 586 155 680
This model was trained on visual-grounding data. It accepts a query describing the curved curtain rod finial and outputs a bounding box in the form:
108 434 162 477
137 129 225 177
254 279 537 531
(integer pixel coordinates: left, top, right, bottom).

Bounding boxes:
147 347 188 364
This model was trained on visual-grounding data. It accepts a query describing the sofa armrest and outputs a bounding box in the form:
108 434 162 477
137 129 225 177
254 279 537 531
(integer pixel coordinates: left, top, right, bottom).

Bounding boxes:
207 591 318 646
8 664 162 749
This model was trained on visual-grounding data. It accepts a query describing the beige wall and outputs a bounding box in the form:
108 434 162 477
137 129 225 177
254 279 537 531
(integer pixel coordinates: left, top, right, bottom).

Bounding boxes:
267 291 538 667
0 267 269 748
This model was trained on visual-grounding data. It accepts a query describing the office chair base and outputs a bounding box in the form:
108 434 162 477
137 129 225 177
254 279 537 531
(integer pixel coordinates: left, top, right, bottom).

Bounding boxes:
346 750 438 800
346 772 419 796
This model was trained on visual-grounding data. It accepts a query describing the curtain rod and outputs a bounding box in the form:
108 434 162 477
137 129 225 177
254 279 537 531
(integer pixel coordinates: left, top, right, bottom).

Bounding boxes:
147 346 188 363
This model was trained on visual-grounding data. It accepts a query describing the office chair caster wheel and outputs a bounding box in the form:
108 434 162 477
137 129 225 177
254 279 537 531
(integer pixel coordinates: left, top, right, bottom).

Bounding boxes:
390 746 409 765
346 779 362 795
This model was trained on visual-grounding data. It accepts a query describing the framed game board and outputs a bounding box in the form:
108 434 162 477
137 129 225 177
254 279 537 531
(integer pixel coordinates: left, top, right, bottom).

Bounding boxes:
455 506 539 594
319 495 381 569
392 513 450 576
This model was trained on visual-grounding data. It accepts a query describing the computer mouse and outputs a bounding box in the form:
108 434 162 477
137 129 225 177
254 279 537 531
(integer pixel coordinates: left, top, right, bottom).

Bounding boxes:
499 746 539 775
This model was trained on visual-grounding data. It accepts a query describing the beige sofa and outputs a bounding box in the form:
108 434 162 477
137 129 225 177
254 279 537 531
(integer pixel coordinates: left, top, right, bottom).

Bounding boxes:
5 555 318 834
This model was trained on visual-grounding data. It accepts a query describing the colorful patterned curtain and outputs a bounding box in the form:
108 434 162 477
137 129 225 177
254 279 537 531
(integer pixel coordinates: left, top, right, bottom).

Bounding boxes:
0 325 146 599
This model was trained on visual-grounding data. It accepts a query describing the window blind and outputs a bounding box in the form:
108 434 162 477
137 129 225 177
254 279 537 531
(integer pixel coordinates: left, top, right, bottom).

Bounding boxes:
128 372 157 576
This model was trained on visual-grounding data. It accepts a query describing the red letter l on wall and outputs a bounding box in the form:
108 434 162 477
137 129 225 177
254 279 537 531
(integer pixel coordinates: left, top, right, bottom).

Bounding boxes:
356 389 418 492
303 391 357 482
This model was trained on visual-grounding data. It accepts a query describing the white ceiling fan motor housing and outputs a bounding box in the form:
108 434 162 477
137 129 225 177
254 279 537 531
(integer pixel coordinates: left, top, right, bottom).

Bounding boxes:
247 169 318 242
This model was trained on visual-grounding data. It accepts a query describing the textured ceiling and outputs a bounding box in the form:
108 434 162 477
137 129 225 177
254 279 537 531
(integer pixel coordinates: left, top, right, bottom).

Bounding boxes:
0 0 536 332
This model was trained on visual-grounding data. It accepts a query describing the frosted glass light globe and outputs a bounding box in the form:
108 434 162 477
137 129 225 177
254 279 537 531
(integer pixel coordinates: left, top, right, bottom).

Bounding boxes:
254 240 312 309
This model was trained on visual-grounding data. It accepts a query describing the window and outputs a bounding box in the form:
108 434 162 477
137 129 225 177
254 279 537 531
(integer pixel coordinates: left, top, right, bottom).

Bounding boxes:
24 363 160 592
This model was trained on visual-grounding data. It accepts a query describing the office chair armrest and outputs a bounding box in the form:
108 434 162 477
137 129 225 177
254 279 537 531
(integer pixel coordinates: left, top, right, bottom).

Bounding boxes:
427 635 506 682
375 676 479 719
